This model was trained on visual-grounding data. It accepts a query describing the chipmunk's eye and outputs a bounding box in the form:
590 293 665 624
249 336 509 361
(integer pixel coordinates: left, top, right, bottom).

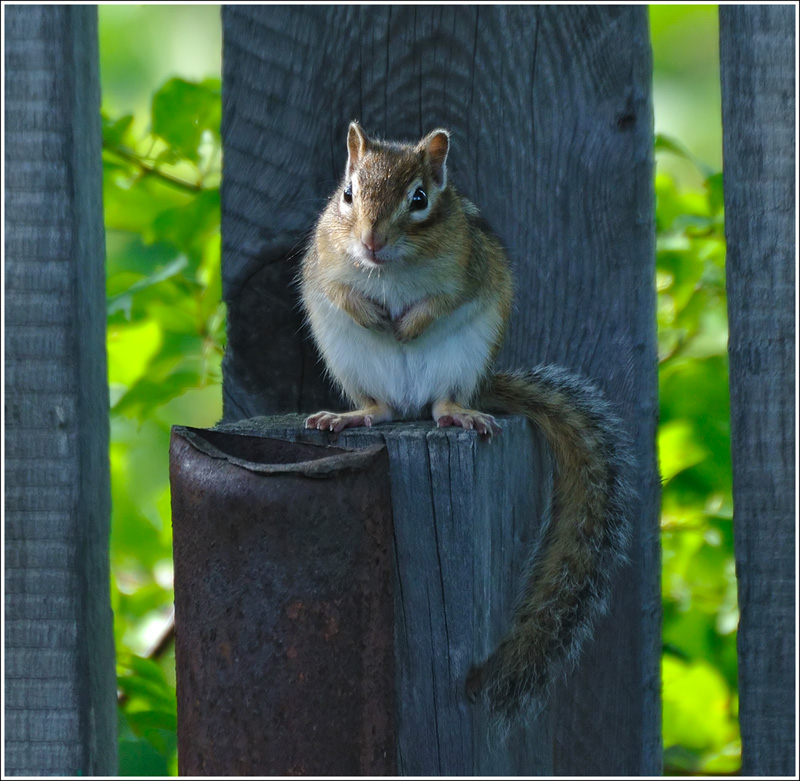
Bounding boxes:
410 187 427 211
343 183 353 204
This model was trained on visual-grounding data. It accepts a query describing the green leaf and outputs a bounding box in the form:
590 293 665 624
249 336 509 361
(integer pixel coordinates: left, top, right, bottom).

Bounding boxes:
102 113 135 147
705 172 725 216
117 677 175 713
663 603 717 661
662 655 737 753
103 165 193 235
106 232 180 279
150 189 220 261
702 742 742 774
117 708 172 777
659 420 710 483
126 709 178 734
151 78 221 163
118 738 168 777
657 248 704 310
125 710 178 762
113 371 203 420
108 319 162 387
655 133 694 160
144 301 205 336
154 147 182 167
125 654 170 685
107 256 189 318
655 133 715 179
663 744 701 774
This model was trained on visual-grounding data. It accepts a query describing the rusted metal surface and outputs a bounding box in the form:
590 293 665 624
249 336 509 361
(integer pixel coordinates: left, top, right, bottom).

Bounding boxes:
170 426 395 776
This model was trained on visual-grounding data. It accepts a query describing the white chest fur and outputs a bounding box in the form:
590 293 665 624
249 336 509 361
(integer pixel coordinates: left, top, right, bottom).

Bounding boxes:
305 291 500 418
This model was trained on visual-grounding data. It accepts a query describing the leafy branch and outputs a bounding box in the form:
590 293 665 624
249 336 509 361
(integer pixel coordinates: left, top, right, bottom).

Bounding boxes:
103 142 204 194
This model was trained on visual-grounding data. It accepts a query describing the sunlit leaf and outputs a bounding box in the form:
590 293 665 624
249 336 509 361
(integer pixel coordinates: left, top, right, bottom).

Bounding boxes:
104 167 193 235
702 742 742 774
108 319 163 387
658 420 710 483
151 78 221 162
113 371 203 420
150 189 221 268
662 655 737 753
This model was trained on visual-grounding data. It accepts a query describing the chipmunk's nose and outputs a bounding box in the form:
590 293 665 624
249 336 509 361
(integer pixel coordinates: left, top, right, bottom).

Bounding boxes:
362 231 386 254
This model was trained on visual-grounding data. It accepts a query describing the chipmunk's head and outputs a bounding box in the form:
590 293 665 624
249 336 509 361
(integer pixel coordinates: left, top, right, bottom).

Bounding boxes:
336 121 452 267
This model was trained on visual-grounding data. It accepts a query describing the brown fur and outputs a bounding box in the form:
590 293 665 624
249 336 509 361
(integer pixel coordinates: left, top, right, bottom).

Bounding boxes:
472 369 633 723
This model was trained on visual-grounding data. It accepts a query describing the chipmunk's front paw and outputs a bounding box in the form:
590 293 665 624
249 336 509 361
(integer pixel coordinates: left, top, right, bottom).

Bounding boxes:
343 292 392 333
305 405 393 433
305 411 369 432
359 302 393 333
394 307 433 342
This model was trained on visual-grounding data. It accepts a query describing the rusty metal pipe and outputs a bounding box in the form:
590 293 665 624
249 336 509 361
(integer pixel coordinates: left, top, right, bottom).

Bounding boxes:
169 426 395 776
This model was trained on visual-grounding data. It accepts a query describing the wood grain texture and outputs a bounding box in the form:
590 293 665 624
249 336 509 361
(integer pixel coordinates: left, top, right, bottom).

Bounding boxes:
220 6 659 773
216 414 554 775
4 6 116 776
719 6 796 776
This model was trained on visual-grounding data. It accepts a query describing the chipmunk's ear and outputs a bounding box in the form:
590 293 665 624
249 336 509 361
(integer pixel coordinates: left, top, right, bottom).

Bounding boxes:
347 121 369 176
418 129 450 188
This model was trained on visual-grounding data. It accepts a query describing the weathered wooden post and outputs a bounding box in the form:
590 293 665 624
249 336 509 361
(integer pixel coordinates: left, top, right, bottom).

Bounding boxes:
4 5 116 776
719 5 796 775
176 4 660 774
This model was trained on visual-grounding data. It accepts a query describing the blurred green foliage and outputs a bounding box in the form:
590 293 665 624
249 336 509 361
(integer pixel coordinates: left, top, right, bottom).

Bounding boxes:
654 136 739 775
649 5 722 187
100 5 739 777
103 76 224 775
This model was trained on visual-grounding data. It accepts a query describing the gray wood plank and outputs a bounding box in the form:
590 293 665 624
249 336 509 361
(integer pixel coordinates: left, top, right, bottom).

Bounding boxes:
4 5 116 776
6 540 78 569
4 743 83 775
220 5 659 774
719 6 796 776
4 620 79 649
5 679 81 711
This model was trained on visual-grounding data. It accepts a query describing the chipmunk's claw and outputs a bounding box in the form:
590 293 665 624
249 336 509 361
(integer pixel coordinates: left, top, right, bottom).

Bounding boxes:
436 411 502 439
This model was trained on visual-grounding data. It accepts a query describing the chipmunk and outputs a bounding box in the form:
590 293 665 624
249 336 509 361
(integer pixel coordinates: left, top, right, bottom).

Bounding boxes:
300 122 634 724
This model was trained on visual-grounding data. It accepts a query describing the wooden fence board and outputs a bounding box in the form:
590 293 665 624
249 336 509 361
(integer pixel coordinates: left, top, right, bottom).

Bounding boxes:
719 6 796 776
4 6 116 776
219 5 659 773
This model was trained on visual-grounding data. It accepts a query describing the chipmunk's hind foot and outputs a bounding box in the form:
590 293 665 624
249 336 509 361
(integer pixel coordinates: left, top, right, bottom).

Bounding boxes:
433 400 502 438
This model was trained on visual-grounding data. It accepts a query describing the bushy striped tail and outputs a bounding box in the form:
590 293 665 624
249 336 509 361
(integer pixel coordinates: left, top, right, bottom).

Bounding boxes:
469 366 635 725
